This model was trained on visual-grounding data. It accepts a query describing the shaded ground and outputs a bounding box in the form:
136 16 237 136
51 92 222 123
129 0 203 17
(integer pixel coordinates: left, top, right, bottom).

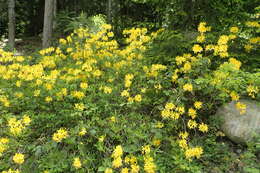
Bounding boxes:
15 36 42 55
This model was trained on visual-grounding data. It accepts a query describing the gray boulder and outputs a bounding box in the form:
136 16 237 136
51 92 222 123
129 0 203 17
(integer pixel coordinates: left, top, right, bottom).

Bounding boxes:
216 99 260 144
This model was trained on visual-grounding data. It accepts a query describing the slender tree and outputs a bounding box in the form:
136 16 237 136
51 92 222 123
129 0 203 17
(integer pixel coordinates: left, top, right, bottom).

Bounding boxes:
42 0 54 48
53 0 57 29
107 0 113 23
8 0 15 50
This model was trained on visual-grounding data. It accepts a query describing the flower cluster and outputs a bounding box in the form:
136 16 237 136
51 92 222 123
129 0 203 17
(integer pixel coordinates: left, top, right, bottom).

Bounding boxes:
7 115 31 136
73 157 82 169
0 138 9 156
52 128 69 142
185 147 203 159
13 153 25 165
142 145 156 173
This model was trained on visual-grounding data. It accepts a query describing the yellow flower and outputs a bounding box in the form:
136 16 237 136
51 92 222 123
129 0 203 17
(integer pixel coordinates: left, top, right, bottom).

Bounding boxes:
161 109 170 119
192 44 203 53
80 82 88 89
152 139 161 147
249 37 259 44
130 164 140 173
105 168 113 173
236 102 246 114
230 26 239 33
188 108 197 119
230 91 239 101
45 83 53 90
170 112 180 120
128 97 134 103
198 22 211 33
34 90 41 97
144 156 156 173
130 156 138 165
244 44 253 52
187 120 197 129
103 86 112 94
52 128 68 142
205 44 214 51
45 96 53 103
124 156 130 164
112 145 123 158
198 123 208 132
16 81 22 87
196 34 205 43
177 106 185 114
183 83 193 92
183 62 191 72
71 91 85 99
73 157 82 169
61 88 68 96
185 147 203 159
66 47 73 53
125 74 134 88
218 35 229 45
165 102 175 110
98 135 105 142
102 24 112 30
229 58 241 70
245 21 260 27
141 88 147 93
75 103 85 111
229 34 237 39
59 38 67 44
179 131 189 139
22 115 31 126
134 94 142 102
93 69 102 77
107 32 114 38
194 101 203 109
13 153 24 164
78 128 87 136
121 90 130 97
8 117 29 136
2 169 20 173
247 85 258 98
110 116 116 123
155 122 164 128
142 145 151 155
0 138 9 144
112 157 123 168
175 56 186 65
154 84 162 89
121 168 129 173
178 139 188 149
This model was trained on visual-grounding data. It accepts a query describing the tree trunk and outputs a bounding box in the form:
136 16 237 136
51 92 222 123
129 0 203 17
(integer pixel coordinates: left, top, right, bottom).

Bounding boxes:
53 0 57 30
107 0 113 23
8 0 15 50
42 0 54 48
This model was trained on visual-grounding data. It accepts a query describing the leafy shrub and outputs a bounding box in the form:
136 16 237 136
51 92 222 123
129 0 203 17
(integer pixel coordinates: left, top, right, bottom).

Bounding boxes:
0 18 259 173
56 12 106 35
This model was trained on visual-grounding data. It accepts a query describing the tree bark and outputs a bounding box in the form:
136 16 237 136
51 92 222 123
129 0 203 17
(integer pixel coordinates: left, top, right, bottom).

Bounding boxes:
107 0 113 23
42 0 54 48
53 0 57 29
8 0 15 50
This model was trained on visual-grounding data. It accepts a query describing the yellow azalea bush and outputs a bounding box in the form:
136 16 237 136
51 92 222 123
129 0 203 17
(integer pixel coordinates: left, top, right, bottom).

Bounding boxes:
0 19 259 172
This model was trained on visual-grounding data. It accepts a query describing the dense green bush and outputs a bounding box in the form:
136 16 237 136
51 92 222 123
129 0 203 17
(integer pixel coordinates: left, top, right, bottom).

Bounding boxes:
0 18 259 173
